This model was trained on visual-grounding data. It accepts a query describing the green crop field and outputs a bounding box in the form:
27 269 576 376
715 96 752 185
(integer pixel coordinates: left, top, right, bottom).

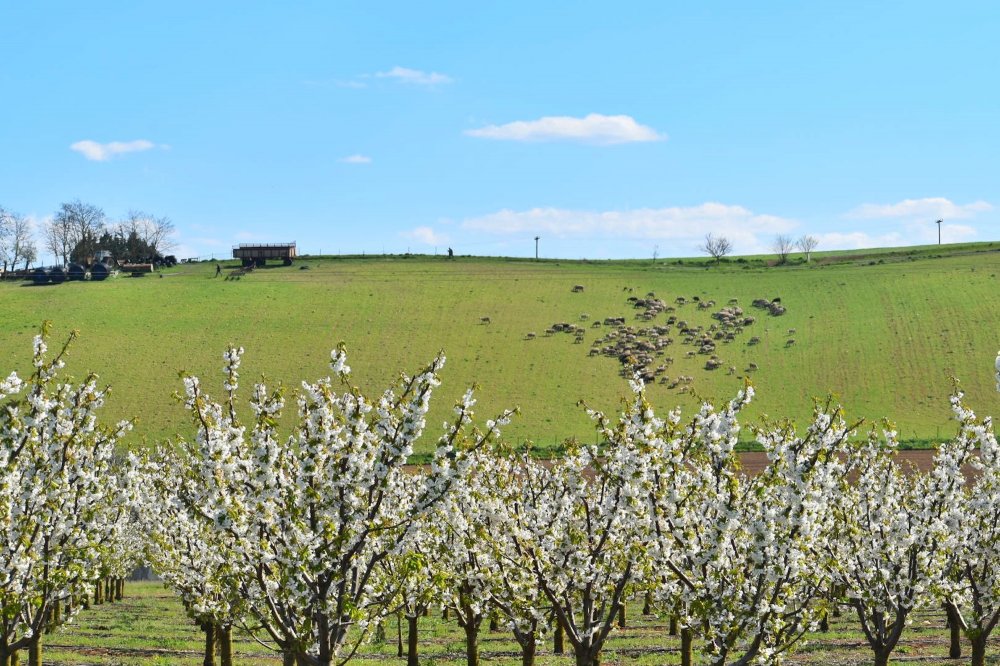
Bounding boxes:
34 582 974 665
2 242 1000 455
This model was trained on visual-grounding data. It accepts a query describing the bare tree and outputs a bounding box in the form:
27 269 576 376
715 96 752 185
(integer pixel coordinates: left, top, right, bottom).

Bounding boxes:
0 208 36 272
797 235 819 263
773 234 795 264
0 207 10 269
699 233 732 264
118 210 176 255
53 200 105 264
45 216 73 266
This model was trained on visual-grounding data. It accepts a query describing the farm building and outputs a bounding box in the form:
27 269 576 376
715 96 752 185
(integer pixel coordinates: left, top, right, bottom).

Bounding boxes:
232 242 297 266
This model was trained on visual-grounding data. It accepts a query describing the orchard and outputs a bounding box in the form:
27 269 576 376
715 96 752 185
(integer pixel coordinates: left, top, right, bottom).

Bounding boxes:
4 326 1000 666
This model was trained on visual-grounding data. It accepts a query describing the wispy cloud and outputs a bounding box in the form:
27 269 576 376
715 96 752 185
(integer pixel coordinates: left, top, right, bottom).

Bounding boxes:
70 139 162 161
847 197 992 220
465 114 665 145
404 226 450 246
462 203 794 254
818 221 978 251
375 66 453 86
339 154 372 164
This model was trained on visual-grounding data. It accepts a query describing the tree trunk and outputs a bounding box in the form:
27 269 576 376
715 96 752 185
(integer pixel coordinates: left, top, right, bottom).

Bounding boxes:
572 648 601 666
397 614 403 658
943 604 961 659
642 592 653 616
282 649 296 666
463 620 480 666
219 625 233 666
202 623 216 666
873 646 892 666
27 636 39 666
10 651 18 666
520 632 536 666
819 610 829 633
680 627 693 666
489 615 499 632
116 578 125 600
1 648 9 666
618 601 626 628
443 607 449 620
669 615 678 636
553 616 564 654
407 615 419 666
970 636 987 666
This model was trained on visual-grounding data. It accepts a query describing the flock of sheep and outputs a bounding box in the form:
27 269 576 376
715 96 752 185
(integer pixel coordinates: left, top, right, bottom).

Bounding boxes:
487 286 793 392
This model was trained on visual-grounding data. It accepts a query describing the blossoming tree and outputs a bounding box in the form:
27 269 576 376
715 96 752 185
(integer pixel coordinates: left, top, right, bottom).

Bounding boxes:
172 345 512 666
0 327 132 665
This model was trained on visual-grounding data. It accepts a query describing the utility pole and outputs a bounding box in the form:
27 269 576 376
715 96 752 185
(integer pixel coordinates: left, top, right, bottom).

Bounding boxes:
534 236 540 260
936 219 942 245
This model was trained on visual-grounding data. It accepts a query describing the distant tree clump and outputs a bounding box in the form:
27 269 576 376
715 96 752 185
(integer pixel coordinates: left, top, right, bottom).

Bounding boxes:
48 203 177 265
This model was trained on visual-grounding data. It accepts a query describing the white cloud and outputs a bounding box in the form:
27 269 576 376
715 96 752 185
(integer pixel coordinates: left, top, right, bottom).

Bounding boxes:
815 231 905 251
462 203 795 254
404 226 449 246
465 114 665 145
70 139 160 161
375 66 453 86
339 154 372 164
815 221 978 251
847 197 992 220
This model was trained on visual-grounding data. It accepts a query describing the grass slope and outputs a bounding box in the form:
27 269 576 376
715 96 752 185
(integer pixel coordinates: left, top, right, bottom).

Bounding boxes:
2 243 999 454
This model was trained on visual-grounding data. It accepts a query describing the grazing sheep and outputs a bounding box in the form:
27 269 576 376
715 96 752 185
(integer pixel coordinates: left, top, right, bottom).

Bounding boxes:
572 284 585 292
525 332 536 340
748 362 759 371
785 338 796 347
480 316 492 325
580 313 590 320
728 366 736 375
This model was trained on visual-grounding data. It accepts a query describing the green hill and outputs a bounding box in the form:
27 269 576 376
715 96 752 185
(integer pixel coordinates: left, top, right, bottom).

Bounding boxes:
2 242 999 454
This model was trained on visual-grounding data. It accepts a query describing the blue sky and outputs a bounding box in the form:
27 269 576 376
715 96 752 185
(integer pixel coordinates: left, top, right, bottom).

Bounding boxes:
2 1 998 261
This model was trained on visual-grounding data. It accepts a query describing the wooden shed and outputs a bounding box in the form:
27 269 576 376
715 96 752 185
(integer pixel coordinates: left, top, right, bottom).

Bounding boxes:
232 242 297 266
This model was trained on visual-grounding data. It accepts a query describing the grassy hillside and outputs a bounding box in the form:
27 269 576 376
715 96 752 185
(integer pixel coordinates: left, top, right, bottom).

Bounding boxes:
2 243 999 454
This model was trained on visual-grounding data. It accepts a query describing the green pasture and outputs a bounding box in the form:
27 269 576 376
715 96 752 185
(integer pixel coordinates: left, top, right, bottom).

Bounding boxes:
2 243 1000 454
36 581 981 665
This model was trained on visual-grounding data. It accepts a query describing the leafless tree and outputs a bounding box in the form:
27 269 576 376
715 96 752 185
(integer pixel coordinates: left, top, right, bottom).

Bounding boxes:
773 234 795 264
50 200 105 264
45 216 73 266
797 235 819 263
117 210 176 254
700 233 732 264
0 208 37 272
